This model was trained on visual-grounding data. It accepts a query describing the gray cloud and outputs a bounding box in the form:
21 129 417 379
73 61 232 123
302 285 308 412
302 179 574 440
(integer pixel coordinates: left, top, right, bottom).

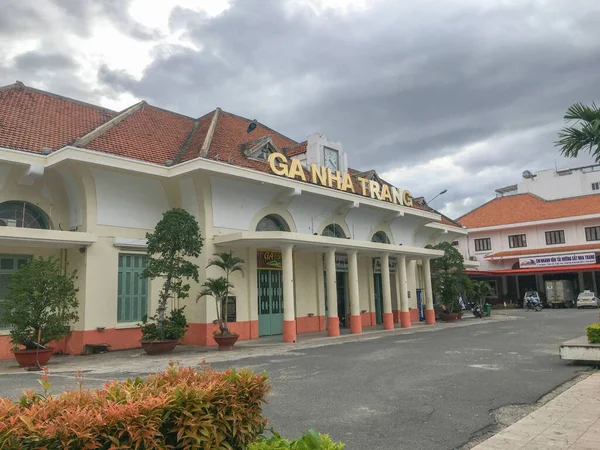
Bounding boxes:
2 0 600 219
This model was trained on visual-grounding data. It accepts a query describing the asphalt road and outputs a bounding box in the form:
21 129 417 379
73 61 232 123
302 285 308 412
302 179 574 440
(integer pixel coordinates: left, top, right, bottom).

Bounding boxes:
0 309 597 449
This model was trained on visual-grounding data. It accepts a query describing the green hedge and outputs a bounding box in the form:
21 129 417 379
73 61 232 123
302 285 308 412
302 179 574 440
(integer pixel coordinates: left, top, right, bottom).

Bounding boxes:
249 429 345 449
586 323 600 344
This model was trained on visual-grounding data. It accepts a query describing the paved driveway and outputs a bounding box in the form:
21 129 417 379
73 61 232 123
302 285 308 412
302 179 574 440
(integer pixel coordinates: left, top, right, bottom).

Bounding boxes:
0 309 596 449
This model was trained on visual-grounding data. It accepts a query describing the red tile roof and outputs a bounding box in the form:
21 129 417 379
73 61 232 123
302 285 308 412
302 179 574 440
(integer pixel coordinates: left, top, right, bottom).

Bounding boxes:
0 82 115 153
86 104 196 165
485 243 600 259
458 193 600 228
0 82 437 216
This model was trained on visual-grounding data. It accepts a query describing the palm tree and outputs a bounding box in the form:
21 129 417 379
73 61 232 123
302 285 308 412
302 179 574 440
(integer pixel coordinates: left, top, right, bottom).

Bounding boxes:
471 280 491 309
198 277 233 335
205 251 245 334
555 103 600 162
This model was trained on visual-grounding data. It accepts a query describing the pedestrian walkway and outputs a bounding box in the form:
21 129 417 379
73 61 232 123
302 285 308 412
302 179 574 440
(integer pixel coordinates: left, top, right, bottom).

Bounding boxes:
473 372 600 449
0 314 518 376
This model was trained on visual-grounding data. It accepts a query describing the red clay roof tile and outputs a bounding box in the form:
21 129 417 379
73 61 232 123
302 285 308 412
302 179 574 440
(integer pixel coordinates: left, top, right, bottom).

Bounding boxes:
0 83 115 153
458 193 600 228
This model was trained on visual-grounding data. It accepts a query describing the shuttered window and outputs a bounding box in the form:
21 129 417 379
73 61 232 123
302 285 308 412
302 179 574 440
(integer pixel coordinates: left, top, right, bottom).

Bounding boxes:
0 255 31 328
117 254 148 323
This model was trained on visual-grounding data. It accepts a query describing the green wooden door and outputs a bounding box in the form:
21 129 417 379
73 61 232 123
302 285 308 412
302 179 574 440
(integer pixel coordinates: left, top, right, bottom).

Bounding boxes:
0 255 31 328
374 273 383 324
117 254 148 323
258 269 284 336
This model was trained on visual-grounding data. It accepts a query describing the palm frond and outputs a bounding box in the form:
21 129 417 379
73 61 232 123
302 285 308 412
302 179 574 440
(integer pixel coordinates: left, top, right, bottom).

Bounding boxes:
555 102 600 162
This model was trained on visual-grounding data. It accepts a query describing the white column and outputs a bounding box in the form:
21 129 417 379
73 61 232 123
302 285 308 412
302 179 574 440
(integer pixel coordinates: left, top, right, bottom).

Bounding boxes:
381 253 393 330
398 255 410 328
422 257 435 324
348 250 362 334
325 250 339 336
281 245 296 342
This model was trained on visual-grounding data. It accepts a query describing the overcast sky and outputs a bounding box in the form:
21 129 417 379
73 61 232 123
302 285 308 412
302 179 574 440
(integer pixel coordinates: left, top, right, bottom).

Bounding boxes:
2 0 599 218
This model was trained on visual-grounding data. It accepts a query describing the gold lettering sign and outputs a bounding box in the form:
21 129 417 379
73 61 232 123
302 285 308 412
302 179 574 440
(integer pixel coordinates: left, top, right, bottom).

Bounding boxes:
257 250 282 270
268 152 413 207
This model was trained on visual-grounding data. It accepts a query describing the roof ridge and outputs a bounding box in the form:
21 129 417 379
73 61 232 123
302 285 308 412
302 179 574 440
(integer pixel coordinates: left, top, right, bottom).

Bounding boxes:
219 109 299 145
73 101 146 148
200 108 220 158
143 102 197 120
173 119 202 164
1 81 118 114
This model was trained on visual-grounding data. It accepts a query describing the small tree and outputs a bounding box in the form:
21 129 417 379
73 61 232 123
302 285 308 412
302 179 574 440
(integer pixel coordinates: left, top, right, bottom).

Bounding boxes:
555 102 600 162
141 208 203 341
0 257 79 350
472 280 491 309
429 242 467 314
198 251 244 336
198 277 233 335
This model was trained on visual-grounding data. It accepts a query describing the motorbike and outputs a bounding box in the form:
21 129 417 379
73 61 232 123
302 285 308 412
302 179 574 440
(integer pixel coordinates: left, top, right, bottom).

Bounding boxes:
523 299 543 312
466 301 484 318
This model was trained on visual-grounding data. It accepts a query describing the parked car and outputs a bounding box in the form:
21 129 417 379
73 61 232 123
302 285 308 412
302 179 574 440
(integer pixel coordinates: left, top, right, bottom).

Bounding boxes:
577 290 599 309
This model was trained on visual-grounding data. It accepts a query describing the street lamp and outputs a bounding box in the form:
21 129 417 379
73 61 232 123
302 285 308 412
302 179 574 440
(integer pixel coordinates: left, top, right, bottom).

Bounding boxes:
427 189 447 204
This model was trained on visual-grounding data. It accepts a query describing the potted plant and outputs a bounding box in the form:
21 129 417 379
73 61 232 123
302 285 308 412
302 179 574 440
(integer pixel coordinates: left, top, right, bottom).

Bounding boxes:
0 257 79 368
429 242 466 322
198 251 244 350
140 208 203 355
471 280 491 317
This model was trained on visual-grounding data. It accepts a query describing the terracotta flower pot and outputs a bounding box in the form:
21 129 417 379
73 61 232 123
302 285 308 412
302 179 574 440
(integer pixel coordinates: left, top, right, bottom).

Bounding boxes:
13 348 54 368
214 334 239 351
140 339 178 355
440 313 459 322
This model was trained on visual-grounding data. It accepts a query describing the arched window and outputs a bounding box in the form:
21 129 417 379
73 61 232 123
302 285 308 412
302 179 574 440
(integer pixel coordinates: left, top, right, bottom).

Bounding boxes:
256 214 289 232
0 201 50 229
371 231 390 244
322 224 346 239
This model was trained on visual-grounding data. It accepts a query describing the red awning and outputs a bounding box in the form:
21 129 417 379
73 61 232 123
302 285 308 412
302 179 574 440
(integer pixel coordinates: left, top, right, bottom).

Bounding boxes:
467 263 600 276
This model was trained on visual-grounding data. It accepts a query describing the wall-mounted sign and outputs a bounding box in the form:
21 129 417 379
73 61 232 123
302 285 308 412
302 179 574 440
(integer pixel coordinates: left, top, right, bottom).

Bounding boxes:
519 253 596 268
257 250 282 270
268 152 413 207
373 257 397 274
335 254 348 272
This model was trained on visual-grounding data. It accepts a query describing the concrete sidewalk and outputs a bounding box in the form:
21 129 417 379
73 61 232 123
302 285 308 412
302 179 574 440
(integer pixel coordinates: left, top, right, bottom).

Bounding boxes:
0 314 518 376
472 372 600 449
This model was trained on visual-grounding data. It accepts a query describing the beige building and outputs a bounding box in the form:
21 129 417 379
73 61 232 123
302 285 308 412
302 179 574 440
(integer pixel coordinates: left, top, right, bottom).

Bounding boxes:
0 82 466 359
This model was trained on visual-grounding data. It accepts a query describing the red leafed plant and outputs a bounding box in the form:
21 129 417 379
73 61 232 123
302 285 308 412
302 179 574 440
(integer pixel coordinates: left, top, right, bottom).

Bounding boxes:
0 362 270 449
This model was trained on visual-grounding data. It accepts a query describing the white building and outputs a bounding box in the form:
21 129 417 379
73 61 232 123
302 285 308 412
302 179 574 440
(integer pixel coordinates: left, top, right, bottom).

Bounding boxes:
457 164 600 302
0 82 466 359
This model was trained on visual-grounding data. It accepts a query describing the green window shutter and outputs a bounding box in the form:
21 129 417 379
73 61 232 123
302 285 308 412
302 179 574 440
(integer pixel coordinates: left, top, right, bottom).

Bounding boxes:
0 254 32 329
117 254 148 323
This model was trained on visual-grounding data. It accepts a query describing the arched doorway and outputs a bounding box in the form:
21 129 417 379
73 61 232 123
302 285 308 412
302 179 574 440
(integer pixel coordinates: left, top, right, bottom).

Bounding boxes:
322 224 348 326
255 215 289 337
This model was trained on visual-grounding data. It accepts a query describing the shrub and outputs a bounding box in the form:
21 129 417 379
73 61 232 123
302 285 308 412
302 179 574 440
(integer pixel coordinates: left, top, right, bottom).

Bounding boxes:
249 429 345 449
0 363 269 449
0 256 78 350
140 306 188 341
586 323 600 344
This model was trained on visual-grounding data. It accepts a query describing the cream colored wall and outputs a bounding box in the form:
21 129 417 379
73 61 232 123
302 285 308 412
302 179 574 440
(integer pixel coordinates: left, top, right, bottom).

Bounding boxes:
358 255 373 313
293 252 321 317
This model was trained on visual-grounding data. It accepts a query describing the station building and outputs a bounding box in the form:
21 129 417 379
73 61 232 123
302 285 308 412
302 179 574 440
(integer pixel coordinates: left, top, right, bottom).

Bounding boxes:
457 165 600 303
0 82 465 359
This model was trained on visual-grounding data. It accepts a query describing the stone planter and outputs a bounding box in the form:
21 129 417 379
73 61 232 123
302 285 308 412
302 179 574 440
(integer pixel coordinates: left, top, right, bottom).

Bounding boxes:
13 348 54 368
214 334 239 351
140 339 178 355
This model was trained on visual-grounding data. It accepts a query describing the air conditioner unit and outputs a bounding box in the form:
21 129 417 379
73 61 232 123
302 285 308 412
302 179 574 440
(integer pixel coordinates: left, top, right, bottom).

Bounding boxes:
469 256 478 261
0 219 17 227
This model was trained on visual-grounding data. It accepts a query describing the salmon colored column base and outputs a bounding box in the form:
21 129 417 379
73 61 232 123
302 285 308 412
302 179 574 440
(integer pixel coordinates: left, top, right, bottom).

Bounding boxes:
400 311 412 328
425 309 435 325
283 320 297 343
327 317 340 337
350 315 362 334
383 312 394 330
